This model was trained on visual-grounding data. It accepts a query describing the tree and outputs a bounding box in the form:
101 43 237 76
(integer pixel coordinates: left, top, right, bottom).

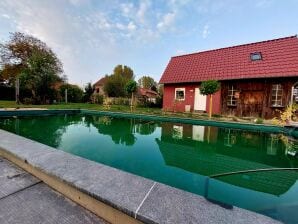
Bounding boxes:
113 64 134 80
83 82 94 102
104 74 126 97
0 32 63 103
138 76 156 89
125 80 137 111
104 65 135 97
200 80 220 118
20 48 63 103
59 84 84 103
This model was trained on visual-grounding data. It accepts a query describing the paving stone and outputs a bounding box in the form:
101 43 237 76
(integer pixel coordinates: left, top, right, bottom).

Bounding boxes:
0 183 107 224
136 183 281 224
0 158 39 198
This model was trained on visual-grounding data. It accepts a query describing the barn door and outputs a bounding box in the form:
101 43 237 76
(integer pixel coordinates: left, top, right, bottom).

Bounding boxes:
194 88 207 111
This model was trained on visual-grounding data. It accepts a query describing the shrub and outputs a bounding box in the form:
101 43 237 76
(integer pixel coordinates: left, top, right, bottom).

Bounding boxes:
59 84 84 103
255 117 264 124
92 94 103 104
23 97 34 105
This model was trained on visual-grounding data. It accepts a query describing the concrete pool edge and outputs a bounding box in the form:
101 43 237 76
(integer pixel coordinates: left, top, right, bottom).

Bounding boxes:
0 129 280 224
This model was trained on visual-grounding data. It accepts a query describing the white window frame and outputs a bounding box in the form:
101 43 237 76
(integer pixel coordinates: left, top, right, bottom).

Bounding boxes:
271 84 283 107
227 85 237 106
175 88 185 101
173 125 183 139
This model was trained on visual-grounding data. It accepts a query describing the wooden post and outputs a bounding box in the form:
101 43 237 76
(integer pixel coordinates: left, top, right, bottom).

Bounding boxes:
65 89 68 104
15 77 20 104
209 94 212 119
130 92 134 112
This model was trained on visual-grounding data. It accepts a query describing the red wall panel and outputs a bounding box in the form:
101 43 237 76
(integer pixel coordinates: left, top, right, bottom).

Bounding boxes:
163 83 221 114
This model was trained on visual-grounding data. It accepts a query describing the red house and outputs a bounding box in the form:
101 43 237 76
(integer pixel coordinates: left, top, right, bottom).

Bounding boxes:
160 36 298 118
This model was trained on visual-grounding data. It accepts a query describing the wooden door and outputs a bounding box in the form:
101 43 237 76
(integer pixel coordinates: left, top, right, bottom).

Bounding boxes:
194 88 207 111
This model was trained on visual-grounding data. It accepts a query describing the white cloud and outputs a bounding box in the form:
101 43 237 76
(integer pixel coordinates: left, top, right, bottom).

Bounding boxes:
137 0 151 24
256 0 273 8
1 14 10 19
120 2 134 16
0 0 197 83
202 24 210 39
127 21 136 31
157 12 176 31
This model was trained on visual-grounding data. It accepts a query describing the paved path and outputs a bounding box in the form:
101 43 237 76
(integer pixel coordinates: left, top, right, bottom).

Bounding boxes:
0 157 108 224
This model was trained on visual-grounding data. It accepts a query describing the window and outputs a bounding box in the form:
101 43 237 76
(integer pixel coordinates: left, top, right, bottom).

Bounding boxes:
175 88 185 101
250 52 262 61
271 84 283 107
173 125 183 139
227 85 237 106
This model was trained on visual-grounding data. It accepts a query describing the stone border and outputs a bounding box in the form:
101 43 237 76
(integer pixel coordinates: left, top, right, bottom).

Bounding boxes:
0 129 280 224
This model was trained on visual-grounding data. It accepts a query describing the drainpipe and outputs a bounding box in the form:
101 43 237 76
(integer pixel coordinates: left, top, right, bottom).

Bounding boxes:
290 86 294 106
290 86 294 123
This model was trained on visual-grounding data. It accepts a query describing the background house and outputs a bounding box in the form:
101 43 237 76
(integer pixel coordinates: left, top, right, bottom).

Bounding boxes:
93 76 107 95
160 36 298 118
137 87 159 104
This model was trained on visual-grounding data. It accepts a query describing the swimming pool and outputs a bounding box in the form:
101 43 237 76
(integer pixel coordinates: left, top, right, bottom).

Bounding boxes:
0 112 297 223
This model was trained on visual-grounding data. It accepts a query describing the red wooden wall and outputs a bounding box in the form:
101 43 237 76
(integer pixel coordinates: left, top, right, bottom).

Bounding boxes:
163 83 221 114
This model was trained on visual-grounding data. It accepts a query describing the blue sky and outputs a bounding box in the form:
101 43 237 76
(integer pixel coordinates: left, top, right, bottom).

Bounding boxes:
0 0 297 86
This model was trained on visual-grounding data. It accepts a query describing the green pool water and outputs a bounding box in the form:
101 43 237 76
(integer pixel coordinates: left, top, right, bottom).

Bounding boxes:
0 114 298 223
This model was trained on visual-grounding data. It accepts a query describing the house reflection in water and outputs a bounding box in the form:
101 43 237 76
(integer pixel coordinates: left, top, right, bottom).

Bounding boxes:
156 122 298 196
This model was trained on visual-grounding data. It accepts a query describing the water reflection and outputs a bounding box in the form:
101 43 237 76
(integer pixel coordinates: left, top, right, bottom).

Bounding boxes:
0 114 83 148
157 122 298 196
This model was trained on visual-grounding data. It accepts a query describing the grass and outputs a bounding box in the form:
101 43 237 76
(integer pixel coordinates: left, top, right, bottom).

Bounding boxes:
0 100 274 125
0 100 161 113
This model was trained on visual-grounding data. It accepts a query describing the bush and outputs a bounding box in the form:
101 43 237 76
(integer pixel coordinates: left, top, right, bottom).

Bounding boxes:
0 85 15 100
59 84 84 103
23 97 34 105
255 117 264 124
93 94 103 104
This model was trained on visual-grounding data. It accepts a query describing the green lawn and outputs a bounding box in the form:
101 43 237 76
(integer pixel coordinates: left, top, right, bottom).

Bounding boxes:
0 100 270 124
0 100 162 114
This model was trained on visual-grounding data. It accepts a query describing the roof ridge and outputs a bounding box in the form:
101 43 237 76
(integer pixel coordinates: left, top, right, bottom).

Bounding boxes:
172 35 298 58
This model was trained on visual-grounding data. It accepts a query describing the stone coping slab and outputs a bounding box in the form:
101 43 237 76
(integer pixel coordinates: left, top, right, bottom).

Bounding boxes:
0 129 281 224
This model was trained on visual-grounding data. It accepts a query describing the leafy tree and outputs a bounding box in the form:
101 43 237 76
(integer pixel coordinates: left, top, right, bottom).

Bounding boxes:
0 32 63 103
138 76 156 89
113 64 134 80
104 74 127 97
83 82 94 102
104 65 135 97
59 84 84 103
125 80 137 111
20 49 63 103
200 80 220 118
151 85 157 92
158 84 164 96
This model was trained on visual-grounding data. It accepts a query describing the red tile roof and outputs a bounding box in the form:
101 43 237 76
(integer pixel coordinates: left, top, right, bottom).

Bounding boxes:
94 76 108 86
138 88 158 97
160 36 298 84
